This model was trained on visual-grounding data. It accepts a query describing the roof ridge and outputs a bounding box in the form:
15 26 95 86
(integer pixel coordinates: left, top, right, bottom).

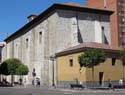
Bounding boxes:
60 2 84 7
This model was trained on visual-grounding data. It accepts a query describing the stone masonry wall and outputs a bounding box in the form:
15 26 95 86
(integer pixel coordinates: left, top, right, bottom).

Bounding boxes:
2 9 111 86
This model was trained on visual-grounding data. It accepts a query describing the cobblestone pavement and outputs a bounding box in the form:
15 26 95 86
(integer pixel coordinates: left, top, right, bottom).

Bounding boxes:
0 86 125 95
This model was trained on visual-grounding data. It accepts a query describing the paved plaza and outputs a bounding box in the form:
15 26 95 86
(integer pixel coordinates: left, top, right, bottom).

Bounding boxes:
0 86 125 95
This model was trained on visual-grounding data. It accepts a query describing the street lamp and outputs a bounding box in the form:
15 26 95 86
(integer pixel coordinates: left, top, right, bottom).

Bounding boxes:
50 56 55 87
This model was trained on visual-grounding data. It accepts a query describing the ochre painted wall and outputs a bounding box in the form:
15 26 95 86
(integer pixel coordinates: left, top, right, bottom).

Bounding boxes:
57 53 86 81
85 58 122 82
57 52 124 82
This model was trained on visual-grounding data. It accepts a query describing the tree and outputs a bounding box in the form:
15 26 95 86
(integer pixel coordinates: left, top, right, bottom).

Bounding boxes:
16 64 29 76
78 49 106 87
6 58 21 85
0 58 22 85
16 64 29 85
120 50 125 83
0 61 9 75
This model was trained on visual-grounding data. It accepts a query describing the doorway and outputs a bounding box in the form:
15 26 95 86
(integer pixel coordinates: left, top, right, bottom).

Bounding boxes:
99 72 104 86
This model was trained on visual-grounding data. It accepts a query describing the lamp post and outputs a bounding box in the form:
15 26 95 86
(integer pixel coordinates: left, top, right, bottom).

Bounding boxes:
50 56 55 87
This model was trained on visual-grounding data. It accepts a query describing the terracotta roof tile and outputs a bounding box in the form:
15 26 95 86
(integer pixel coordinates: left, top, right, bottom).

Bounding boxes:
61 2 84 7
57 42 121 56
59 2 111 11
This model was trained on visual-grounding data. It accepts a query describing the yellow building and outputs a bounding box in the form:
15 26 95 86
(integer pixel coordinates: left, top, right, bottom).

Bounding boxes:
56 42 124 87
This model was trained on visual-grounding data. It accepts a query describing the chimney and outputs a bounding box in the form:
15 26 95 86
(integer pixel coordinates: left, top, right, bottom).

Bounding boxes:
27 14 38 22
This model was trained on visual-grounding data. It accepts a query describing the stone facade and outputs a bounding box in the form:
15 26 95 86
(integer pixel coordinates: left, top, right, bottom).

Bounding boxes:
2 3 112 86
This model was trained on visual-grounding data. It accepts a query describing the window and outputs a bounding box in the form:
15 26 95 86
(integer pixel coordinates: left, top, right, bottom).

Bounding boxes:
69 55 73 67
112 58 116 66
15 44 18 57
102 26 104 43
122 36 125 43
101 26 104 31
26 38 29 48
69 59 73 67
122 27 125 32
122 43 125 48
39 31 42 43
101 26 108 44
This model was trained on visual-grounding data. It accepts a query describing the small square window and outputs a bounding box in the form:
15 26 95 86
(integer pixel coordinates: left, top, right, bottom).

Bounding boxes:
39 32 42 35
26 38 28 42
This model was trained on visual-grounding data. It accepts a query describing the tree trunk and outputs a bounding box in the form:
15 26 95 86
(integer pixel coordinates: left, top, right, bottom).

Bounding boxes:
123 66 124 84
0 74 1 82
11 74 14 86
92 67 94 87
19 75 23 85
20 75 22 79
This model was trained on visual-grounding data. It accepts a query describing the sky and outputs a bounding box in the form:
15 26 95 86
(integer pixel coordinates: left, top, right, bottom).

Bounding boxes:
0 0 86 42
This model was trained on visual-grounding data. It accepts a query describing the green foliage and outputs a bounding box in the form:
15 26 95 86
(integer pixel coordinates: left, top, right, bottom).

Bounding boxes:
78 49 106 87
0 58 29 85
4 58 21 75
78 49 106 68
120 50 125 66
0 58 29 76
0 61 9 75
16 64 29 75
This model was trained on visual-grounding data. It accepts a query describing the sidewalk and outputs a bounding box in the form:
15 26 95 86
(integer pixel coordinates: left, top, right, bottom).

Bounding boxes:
12 84 125 93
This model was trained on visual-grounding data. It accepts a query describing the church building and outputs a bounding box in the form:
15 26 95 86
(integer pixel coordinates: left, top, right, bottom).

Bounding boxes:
2 2 113 86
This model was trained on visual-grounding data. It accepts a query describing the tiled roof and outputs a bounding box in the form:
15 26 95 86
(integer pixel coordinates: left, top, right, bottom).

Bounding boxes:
59 2 111 11
56 42 121 56
61 2 84 7
67 42 120 51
